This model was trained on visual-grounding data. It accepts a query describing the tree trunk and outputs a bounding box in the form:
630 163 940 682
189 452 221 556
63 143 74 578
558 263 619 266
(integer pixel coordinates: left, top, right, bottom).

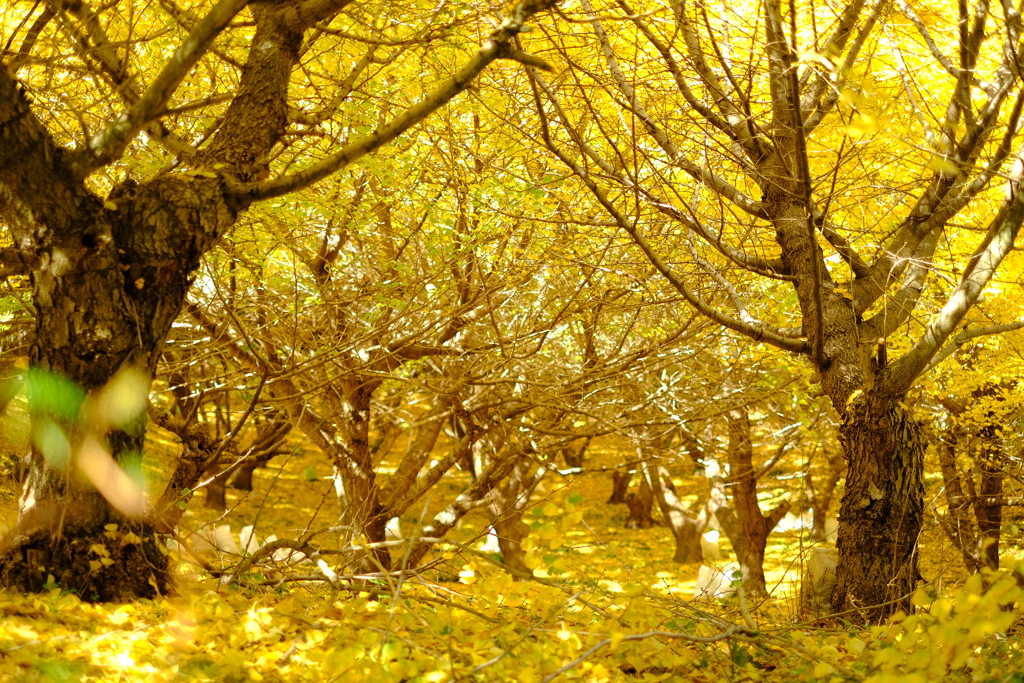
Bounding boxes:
493 510 531 573
560 439 589 469
804 447 845 544
487 458 544 575
0 167 232 600
229 461 260 491
625 472 655 529
973 427 1004 572
936 424 982 574
204 475 228 511
378 393 448 509
489 478 531 574
831 395 925 621
330 376 390 571
608 470 632 504
726 410 790 600
647 462 705 563
404 447 523 568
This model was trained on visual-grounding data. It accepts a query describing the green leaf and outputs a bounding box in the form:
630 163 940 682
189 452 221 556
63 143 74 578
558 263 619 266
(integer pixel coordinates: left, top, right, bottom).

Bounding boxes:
303 466 320 482
27 367 85 422
33 417 70 467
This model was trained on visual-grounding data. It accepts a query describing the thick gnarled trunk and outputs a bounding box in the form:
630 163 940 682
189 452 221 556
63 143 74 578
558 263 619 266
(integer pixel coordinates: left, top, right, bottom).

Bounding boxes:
832 395 925 620
0 168 233 599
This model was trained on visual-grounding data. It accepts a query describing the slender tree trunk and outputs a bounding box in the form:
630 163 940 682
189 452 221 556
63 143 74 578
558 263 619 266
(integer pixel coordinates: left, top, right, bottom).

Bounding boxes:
647 462 705 563
404 447 522 568
330 376 389 570
608 469 632 504
229 461 260 491
725 410 790 600
831 395 925 620
973 428 1004 571
204 475 229 511
487 460 539 575
560 439 589 469
936 423 982 574
804 447 845 543
625 471 655 529
379 393 448 509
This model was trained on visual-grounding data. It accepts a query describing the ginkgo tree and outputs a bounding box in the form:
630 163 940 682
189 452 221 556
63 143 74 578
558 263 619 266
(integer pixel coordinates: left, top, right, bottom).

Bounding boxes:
0 0 560 599
520 0 1024 620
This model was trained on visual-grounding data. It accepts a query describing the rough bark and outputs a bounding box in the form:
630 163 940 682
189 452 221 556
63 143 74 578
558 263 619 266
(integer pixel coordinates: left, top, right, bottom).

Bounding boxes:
831 396 925 620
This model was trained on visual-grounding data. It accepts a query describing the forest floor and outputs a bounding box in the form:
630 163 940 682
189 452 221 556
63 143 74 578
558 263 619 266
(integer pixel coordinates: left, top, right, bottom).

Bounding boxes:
0 414 1022 682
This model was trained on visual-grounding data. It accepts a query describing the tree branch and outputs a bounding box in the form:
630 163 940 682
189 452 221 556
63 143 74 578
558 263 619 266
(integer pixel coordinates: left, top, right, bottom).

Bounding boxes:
924 320 1024 373
73 0 250 172
881 186 1024 396
232 0 558 204
527 67 808 356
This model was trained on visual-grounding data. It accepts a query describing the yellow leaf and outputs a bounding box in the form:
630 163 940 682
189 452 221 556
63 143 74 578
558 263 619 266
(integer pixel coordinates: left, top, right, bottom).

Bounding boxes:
103 200 117 211
121 531 143 545
459 566 476 584
89 560 102 572
927 154 960 176
846 114 876 138
561 510 584 528
109 610 131 625
813 662 834 677
847 636 866 654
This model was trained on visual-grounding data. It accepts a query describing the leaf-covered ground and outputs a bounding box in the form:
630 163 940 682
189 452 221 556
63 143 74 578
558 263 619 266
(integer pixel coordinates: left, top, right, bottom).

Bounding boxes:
1 430 1023 682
